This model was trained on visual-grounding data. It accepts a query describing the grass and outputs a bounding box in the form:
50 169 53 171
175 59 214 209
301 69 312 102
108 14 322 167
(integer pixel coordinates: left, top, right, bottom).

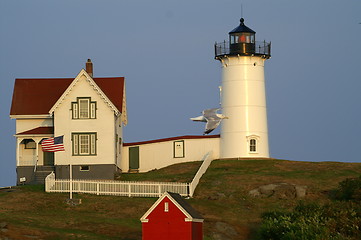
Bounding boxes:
1 159 361 239
118 160 202 182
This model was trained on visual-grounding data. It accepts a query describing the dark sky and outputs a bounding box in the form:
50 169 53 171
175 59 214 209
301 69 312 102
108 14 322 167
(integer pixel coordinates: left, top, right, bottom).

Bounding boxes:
1 0 361 187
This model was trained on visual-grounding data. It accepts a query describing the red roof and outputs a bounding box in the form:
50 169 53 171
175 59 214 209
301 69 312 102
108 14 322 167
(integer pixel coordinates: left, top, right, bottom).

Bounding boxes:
124 135 220 147
17 127 54 135
10 77 125 116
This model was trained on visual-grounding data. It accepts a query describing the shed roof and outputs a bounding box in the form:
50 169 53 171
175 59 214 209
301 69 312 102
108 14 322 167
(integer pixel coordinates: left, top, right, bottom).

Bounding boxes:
140 192 204 222
167 192 203 220
10 75 125 116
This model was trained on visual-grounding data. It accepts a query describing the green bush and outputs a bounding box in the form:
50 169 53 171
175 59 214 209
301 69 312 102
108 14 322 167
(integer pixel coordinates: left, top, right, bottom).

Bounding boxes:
259 201 361 240
334 176 361 201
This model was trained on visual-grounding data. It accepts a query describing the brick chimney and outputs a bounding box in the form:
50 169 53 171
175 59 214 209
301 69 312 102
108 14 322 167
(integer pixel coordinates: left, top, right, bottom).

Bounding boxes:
86 59 93 77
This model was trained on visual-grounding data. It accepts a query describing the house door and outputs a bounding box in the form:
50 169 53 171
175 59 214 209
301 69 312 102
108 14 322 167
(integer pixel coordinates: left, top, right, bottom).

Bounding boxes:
43 152 54 166
129 146 139 170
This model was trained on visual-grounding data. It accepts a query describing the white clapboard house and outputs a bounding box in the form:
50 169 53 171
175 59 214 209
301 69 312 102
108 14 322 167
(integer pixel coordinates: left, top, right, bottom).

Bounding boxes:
10 60 220 184
10 60 127 184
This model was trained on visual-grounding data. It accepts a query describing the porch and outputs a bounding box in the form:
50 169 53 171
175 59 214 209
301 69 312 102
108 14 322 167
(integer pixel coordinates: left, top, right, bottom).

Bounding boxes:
15 127 54 184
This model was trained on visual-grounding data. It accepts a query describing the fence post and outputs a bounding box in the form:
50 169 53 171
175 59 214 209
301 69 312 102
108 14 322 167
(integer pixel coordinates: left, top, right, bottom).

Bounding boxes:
158 184 162 197
97 183 100 195
128 184 131 197
188 183 193 197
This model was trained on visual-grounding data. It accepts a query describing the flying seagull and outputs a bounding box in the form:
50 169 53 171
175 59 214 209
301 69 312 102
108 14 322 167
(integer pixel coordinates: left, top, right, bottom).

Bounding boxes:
190 108 228 135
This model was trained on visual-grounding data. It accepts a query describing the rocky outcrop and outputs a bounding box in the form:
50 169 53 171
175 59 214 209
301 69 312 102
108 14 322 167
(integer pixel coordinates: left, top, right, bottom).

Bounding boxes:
249 183 307 199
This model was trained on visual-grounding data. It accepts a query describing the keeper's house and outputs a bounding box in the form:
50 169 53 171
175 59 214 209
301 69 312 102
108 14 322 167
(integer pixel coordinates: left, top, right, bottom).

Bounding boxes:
10 60 220 185
10 60 127 184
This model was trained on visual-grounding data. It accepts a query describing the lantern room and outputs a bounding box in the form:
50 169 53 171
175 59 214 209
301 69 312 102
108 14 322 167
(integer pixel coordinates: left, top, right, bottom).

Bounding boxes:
214 18 271 59
229 18 256 54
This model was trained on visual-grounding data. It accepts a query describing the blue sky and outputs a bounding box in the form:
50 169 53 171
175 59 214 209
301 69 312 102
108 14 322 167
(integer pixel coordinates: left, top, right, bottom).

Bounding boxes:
1 0 361 187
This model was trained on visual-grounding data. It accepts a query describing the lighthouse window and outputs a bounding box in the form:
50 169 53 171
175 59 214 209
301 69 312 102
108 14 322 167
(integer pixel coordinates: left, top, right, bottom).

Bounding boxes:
250 139 257 152
239 35 247 43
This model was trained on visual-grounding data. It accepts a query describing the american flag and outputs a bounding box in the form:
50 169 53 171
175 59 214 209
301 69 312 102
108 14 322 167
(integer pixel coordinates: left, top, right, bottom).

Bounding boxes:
41 136 65 152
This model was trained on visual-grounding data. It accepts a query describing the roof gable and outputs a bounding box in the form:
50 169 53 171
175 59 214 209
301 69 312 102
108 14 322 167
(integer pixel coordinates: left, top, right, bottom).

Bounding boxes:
10 69 126 119
140 192 203 223
50 69 121 116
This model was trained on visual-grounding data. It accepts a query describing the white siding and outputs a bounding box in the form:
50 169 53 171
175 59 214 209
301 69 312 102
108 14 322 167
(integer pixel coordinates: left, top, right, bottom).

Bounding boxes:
122 137 220 172
15 118 53 134
53 74 117 166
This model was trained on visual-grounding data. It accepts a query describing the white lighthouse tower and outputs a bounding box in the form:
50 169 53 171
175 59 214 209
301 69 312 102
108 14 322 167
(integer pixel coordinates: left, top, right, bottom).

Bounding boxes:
215 18 271 159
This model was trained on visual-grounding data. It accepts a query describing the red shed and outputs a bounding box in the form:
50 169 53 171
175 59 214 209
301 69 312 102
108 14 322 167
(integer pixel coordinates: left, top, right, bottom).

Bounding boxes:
140 192 204 240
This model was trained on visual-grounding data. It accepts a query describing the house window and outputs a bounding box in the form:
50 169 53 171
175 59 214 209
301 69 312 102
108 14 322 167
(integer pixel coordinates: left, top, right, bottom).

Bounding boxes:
80 165 90 171
250 139 257 152
173 140 185 158
72 133 97 155
164 202 169 212
72 97 96 119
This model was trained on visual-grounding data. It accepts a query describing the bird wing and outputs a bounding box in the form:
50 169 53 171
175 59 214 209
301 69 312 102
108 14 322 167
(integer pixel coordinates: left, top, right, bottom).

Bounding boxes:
204 119 221 135
203 109 223 126
202 108 220 119
190 115 207 122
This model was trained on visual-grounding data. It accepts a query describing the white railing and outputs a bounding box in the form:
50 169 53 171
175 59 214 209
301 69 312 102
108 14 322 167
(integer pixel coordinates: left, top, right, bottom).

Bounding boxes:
45 151 214 198
189 151 213 197
45 172 189 197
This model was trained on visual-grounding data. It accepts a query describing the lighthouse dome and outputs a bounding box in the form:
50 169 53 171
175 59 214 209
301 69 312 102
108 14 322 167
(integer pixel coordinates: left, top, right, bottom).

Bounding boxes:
229 18 256 34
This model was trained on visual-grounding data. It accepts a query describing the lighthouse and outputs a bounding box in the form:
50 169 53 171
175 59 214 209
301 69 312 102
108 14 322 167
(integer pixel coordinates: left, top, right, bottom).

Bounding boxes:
215 18 271 159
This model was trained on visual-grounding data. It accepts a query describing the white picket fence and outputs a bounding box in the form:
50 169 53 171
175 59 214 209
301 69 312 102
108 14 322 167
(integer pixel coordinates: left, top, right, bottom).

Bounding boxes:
45 151 213 197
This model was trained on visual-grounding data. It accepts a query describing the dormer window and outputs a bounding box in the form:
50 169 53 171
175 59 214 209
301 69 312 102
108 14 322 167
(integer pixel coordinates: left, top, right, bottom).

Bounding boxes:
72 97 96 119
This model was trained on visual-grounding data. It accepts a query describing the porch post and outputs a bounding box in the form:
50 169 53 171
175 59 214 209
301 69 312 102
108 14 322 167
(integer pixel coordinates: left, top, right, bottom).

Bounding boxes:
69 163 73 199
34 138 40 172
16 138 21 167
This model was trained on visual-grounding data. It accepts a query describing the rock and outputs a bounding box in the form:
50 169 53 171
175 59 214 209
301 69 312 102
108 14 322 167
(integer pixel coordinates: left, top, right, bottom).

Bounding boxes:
259 184 278 197
248 189 260 197
273 184 296 199
295 185 307 198
207 193 226 200
65 198 82 206
213 222 238 238
0 222 7 229
249 183 307 199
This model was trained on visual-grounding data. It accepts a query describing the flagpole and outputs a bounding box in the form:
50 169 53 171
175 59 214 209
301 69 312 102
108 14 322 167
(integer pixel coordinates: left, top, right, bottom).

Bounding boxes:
69 163 73 199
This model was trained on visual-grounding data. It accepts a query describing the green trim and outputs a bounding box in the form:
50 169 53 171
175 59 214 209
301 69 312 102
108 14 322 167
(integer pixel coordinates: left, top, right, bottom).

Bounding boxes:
173 140 185 158
71 97 97 120
71 132 97 156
